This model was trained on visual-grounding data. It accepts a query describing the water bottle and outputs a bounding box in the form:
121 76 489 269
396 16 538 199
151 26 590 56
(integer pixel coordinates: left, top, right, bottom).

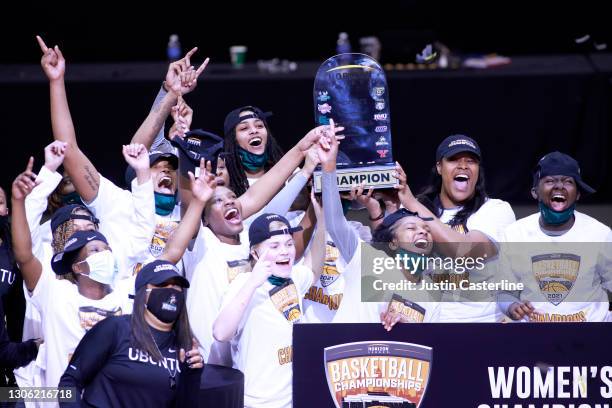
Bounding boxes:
336 32 352 54
167 34 181 61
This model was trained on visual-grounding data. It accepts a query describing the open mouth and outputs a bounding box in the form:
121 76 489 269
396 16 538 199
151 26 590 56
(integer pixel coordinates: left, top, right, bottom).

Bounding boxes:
414 238 430 249
248 137 263 147
550 193 567 211
275 259 291 265
158 175 173 188
224 208 242 224
453 174 470 192
215 177 225 186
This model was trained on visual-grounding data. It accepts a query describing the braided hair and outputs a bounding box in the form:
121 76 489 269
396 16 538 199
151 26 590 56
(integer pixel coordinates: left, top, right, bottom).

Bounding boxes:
224 127 285 196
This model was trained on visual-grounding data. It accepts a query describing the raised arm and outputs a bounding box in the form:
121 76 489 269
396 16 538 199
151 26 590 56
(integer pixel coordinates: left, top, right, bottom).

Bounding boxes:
302 190 326 284
393 162 496 258
161 160 216 264
213 249 272 342
238 123 345 219
131 48 208 150
318 123 359 262
11 158 43 292
37 36 100 203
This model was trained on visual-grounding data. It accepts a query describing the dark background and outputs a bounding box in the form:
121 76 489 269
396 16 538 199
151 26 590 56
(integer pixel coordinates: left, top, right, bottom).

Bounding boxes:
1 2 611 208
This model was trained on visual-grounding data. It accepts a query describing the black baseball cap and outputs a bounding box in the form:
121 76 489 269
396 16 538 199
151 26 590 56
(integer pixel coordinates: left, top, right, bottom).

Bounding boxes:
50 204 99 234
124 150 179 186
248 213 303 247
170 129 224 177
532 151 595 194
223 106 272 138
373 208 433 242
435 135 481 162
51 230 108 275
135 260 189 292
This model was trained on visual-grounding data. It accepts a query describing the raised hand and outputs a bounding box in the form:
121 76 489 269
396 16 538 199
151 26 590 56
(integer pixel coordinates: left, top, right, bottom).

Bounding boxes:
122 143 149 171
301 147 321 177
165 47 209 96
393 161 416 202
12 157 40 201
188 159 216 204
315 119 342 171
170 96 193 139
299 118 345 155
43 141 68 173
249 248 273 287
36 36 65 81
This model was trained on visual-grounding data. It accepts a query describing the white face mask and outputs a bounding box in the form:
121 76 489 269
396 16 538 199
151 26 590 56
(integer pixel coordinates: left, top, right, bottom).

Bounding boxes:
77 250 117 285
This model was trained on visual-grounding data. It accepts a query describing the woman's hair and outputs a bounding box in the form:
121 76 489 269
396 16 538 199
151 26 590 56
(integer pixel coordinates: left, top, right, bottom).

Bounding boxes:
130 286 192 362
224 126 285 197
416 164 488 230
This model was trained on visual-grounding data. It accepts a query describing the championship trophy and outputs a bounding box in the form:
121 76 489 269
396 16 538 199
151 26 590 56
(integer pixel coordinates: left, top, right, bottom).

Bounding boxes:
312 53 397 192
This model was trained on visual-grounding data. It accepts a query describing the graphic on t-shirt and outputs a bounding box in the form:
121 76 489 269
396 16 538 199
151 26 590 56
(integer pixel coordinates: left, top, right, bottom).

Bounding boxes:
532 253 580 306
150 220 180 258
226 259 251 283
324 341 432 408
320 241 341 288
269 280 302 323
387 294 426 323
78 306 122 331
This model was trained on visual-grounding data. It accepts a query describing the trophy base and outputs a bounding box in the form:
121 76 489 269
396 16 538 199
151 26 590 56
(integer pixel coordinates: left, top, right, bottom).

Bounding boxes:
313 163 398 193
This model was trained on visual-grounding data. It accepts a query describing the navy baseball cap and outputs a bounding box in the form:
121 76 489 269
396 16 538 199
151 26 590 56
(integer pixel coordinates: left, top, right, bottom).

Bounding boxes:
135 260 189 292
373 208 433 243
125 150 179 186
435 135 481 162
170 129 224 177
223 106 272 138
50 204 99 234
51 230 108 275
532 151 595 194
248 213 303 247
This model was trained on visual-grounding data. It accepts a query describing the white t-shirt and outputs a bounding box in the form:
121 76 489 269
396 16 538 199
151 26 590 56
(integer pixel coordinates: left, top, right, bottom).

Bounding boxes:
185 225 250 365
86 175 161 279
221 265 313 408
499 211 612 322
437 198 516 322
29 270 131 389
333 243 440 323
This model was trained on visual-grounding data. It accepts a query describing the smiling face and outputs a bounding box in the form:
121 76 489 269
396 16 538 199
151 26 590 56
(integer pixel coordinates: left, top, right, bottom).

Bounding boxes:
234 110 268 155
390 216 433 255
252 228 296 279
150 159 177 195
437 152 480 207
203 186 244 241
532 175 579 211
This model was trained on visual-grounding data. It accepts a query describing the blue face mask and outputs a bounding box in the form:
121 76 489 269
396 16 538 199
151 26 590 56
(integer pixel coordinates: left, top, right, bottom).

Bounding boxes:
268 275 290 286
62 191 83 206
397 248 427 276
538 201 576 226
238 148 268 172
154 192 176 216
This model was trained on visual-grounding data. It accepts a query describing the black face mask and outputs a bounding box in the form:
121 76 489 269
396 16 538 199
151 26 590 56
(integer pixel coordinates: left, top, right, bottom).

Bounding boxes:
146 288 184 323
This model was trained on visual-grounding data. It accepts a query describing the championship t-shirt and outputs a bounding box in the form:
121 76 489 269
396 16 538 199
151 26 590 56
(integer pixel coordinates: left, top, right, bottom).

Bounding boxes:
499 211 612 322
221 265 313 408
